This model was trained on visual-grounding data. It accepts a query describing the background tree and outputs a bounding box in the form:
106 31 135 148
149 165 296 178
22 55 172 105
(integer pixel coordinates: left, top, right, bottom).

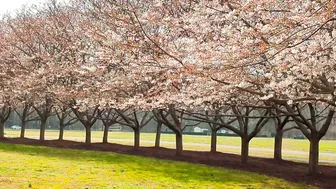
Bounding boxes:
0 103 11 139
14 103 38 138
116 110 152 150
55 106 78 140
271 106 298 161
71 105 99 144
99 108 120 144
33 96 53 141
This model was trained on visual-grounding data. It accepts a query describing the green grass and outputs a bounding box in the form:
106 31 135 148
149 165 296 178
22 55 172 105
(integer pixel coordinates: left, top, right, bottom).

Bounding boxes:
0 142 312 189
5 129 336 153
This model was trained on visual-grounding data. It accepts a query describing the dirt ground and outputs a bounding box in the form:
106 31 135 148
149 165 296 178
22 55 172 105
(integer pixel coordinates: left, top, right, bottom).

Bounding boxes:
1 138 336 189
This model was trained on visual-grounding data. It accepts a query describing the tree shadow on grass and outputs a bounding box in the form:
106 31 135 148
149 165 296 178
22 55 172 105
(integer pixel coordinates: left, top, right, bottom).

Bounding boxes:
0 141 302 188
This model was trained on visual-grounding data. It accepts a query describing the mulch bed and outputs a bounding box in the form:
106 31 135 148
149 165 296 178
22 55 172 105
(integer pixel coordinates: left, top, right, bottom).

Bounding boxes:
1 138 336 189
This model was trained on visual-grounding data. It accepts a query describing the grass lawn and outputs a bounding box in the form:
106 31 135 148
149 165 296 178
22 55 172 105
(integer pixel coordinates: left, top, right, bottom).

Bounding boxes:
0 143 312 189
5 129 336 153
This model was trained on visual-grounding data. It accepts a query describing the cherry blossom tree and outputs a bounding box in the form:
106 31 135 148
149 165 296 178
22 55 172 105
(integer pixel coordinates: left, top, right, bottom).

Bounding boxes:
189 104 270 164
270 106 299 160
98 108 120 144
273 103 335 175
71 104 99 144
1 0 335 176
116 110 153 150
55 106 78 140
33 96 53 141
153 106 190 156
0 100 11 139
13 100 39 138
152 109 167 148
189 107 237 153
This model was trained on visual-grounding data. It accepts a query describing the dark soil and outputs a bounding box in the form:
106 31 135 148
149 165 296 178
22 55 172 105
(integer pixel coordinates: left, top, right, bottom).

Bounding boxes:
1 138 336 189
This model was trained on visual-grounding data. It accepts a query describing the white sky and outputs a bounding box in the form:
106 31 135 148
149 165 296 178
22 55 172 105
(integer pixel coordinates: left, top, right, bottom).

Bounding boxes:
0 0 44 14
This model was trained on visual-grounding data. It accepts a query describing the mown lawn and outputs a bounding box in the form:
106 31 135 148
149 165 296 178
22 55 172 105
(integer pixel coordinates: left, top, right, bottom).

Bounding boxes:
5 129 336 153
0 143 312 189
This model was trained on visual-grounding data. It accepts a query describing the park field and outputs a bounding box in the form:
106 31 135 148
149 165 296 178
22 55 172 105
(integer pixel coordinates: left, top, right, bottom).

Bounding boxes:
4 129 336 163
0 142 313 189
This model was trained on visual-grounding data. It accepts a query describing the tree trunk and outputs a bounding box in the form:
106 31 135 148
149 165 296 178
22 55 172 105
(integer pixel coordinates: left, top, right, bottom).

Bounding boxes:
59 125 64 140
175 132 183 156
210 129 217 153
40 119 46 141
133 127 140 150
241 137 249 164
309 137 320 176
85 126 91 144
20 121 26 138
0 121 4 139
155 122 162 148
274 129 283 160
103 125 109 144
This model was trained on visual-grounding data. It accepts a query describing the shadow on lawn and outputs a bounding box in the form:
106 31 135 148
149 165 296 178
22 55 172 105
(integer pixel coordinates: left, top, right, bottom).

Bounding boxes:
1 138 336 188
0 139 282 187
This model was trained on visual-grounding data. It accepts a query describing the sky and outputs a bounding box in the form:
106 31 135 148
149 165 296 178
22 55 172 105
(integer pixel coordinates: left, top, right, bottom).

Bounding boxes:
0 0 44 14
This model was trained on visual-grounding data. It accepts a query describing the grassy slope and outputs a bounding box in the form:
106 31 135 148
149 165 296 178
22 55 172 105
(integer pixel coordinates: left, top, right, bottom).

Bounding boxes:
0 143 311 189
5 129 336 153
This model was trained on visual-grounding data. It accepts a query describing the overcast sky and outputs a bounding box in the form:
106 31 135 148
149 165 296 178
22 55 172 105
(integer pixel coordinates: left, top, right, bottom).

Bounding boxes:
0 0 44 14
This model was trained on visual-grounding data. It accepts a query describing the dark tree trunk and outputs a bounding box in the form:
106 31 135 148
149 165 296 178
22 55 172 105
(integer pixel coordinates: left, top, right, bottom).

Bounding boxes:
155 122 162 148
20 121 26 138
40 119 46 141
210 129 217 153
133 127 140 150
241 137 249 165
59 125 64 140
0 121 4 139
103 125 109 144
175 132 183 156
274 129 284 160
85 126 91 144
309 136 320 176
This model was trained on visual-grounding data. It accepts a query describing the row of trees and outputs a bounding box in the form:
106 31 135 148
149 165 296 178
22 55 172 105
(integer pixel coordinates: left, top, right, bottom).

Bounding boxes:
0 0 335 176
0 102 334 175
